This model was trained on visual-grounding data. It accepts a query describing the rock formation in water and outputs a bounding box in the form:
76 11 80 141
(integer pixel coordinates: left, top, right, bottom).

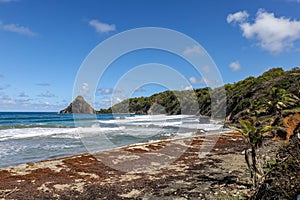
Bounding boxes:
59 96 96 114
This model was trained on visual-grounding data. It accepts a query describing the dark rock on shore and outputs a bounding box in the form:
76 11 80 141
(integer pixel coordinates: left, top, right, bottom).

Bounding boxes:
60 96 96 114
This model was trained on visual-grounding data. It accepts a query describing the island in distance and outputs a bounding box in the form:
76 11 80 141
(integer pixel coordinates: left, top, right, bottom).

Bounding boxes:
60 96 96 114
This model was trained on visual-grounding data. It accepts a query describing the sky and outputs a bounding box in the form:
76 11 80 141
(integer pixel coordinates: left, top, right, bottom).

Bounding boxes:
0 0 300 111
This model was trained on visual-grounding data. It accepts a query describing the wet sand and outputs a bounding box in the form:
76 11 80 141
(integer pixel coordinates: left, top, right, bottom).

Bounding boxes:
0 133 251 199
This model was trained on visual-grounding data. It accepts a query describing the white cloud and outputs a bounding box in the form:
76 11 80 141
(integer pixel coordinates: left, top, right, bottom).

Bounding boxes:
190 76 210 84
0 93 67 111
0 95 32 106
3 99 16 105
80 83 90 94
229 61 241 71
189 76 200 84
97 87 122 95
112 96 126 104
0 21 37 36
89 19 116 34
228 9 300 53
227 11 249 24
103 88 113 94
0 95 15 105
183 85 193 90
134 87 145 92
38 91 55 98
97 96 125 109
183 45 205 56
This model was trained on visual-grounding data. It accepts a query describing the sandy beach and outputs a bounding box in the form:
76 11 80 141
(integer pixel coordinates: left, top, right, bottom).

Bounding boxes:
0 132 251 199
1 0 300 199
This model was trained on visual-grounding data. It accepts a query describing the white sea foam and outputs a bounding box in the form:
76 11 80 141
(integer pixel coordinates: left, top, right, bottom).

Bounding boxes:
0 115 224 142
0 127 79 141
0 113 228 168
99 114 196 128
0 143 26 158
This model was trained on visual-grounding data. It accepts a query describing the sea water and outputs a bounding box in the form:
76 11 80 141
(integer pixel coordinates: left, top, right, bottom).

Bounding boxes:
0 112 227 168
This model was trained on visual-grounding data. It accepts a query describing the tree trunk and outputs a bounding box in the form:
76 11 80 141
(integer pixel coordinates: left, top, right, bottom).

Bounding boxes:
251 146 258 187
245 149 253 179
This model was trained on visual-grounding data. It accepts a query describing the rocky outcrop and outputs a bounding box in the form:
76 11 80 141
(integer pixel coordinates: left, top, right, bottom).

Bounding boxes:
60 96 96 114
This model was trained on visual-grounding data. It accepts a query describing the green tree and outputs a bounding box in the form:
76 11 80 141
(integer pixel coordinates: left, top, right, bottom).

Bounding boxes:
268 87 299 115
234 119 273 187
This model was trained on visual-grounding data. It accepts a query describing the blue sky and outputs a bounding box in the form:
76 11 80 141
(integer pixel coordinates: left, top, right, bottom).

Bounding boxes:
0 0 300 111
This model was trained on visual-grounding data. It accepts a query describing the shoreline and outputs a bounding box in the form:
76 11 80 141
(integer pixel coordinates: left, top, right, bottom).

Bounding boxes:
0 131 237 169
0 126 232 169
1 129 234 169
0 132 251 199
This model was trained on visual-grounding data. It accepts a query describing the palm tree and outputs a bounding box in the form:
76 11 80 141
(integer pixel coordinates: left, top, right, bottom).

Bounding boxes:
234 119 273 187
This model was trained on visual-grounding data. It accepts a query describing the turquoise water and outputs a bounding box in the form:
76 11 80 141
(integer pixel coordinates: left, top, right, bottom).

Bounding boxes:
0 112 226 168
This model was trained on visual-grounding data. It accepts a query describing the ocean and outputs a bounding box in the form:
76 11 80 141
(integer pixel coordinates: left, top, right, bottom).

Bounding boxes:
0 112 227 168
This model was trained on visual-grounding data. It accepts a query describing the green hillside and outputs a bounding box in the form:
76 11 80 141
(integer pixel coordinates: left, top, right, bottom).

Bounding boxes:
99 67 300 123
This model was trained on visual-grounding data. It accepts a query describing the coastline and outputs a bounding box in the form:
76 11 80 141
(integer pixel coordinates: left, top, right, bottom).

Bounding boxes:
0 132 251 199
